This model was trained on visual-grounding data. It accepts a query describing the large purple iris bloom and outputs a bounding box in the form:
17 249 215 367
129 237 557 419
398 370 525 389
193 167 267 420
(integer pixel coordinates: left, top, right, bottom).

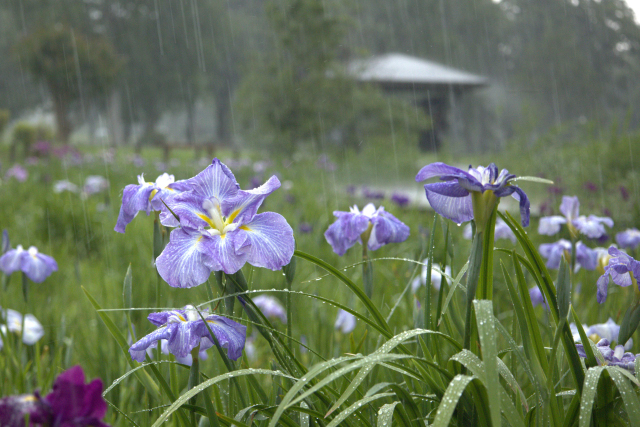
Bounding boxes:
115 173 189 233
129 305 246 362
324 204 410 256
538 239 597 271
415 162 530 226
155 159 295 288
0 365 109 427
0 245 57 283
596 246 640 304
538 196 613 239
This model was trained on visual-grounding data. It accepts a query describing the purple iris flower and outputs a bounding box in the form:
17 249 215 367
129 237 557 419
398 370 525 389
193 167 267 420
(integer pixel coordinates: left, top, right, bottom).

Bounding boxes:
415 162 530 226
5 165 28 182
334 310 356 334
596 246 640 304
362 187 385 200
576 339 638 371
573 215 614 239
412 264 451 293
0 365 110 427
115 173 189 233
0 245 58 283
538 240 596 271
583 318 633 350
155 159 295 288
1 308 44 345
616 228 640 250
463 218 516 243
391 192 410 208
538 196 613 239
83 175 109 196
324 204 410 256
298 222 313 234
253 295 287 323
129 305 246 362
160 339 209 366
53 180 79 194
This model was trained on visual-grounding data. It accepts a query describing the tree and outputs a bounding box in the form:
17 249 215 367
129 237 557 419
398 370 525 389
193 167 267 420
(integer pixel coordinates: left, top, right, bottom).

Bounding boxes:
17 25 121 142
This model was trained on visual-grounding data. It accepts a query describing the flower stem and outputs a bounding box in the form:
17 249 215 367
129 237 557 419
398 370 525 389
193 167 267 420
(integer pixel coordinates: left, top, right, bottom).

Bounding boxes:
476 205 498 300
361 225 373 300
463 230 484 350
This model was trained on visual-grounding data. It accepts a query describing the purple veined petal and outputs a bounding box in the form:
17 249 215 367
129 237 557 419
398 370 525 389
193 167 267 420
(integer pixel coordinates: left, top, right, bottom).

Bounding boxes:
538 216 567 236
198 315 247 361
609 269 634 287
415 162 467 182
0 246 26 275
324 217 361 256
539 240 571 269
114 183 155 233
183 158 240 206
129 327 172 362
20 247 57 283
573 216 608 239
510 186 530 227
596 273 610 304
156 228 213 288
424 182 473 224
236 212 295 270
148 309 188 327
167 321 202 359
559 196 580 221
159 192 212 229
586 318 620 344
576 242 597 271
222 175 281 225
368 209 410 251
197 230 251 274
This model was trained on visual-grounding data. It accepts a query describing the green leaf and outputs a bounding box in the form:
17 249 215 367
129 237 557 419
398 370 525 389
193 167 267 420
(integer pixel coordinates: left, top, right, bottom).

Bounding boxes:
432 375 477 427
578 366 606 427
606 367 640 426
122 264 132 311
556 257 571 321
618 304 640 347
325 393 394 427
571 307 598 368
377 402 401 427
152 369 295 427
437 261 468 327
473 301 501 427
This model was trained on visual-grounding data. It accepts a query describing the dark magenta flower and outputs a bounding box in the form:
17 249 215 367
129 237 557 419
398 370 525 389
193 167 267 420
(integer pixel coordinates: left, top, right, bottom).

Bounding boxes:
115 173 189 233
0 245 58 283
596 246 640 304
415 162 530 227
155 159 294 288
616 228 640 250
324 204 410 256
0 365 110 427
129 305 246 362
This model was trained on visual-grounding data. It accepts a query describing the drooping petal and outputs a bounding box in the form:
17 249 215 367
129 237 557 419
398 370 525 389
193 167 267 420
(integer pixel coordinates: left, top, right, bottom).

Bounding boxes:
510 186 530 227
539 240 571 269
237 212 295 270
148 309 187 327
129 327 172 362
596 273 610 304
198 315 247 361
368 209 410 251
415 162 467 182
424 182 473 224
324 212 370 256
156 228 212 288
0 247 25 275
199 230 251 275
114 183 155 233
21 248 57 283
559 196 580 221
223 175 281 225
167 321 202 359
538 216 567 235
576 242 597 271
183 158 239 205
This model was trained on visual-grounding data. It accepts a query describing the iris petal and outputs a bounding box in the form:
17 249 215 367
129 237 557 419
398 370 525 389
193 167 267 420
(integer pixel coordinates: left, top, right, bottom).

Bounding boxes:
237 212 295 270
129 327 172 362
424 182 473 224
183 158 239 205
199 231 250 275
156 228 212 288
159 192 211 229
114 183 154 233
223 175 281 225
368 209 410 251
198 315 247 361
415 162 467 182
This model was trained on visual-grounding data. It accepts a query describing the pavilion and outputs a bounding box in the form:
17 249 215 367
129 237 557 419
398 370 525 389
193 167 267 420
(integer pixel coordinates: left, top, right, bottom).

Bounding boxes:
347 53 488 151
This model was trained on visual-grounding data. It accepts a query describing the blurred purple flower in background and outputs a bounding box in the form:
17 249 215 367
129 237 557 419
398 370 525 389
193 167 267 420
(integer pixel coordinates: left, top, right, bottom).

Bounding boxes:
583 181 598 192
83 175 109 196
529 287 547 309
0 365 110 427
129 305 246 362
31 140 52 157
596 246 640 303
620 185 630 201
155 159 295 287
1 308 44 346
4 165 28 182
362 187 385 200
115 173 188 233
298 222 313 234
412 264 451 293
248 175 263 189
53 180 79 194
573 215 614 239
316 154 336 171
324 204 410 256
334 310 356 334
616 228 640 250
132 155 145 168
253 295 287 323
346 185 357 196
538 240 596 271
415 162 530 226
0 245 58 282
391 192 410 208
463 218 516 243
538 195 612 239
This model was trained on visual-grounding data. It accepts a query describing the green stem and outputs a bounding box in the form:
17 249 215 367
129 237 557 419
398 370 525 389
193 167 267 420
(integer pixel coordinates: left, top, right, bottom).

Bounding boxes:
463 230 484 350
424 214 438 332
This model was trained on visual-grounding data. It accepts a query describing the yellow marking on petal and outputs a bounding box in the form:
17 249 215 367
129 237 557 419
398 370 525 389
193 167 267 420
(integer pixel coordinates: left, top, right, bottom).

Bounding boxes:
22 395 38 402
177 314 186 321
240 225 252 231
149 189 159 201
196 235 203 243
206 320 217 325
220 234 226 240
197 213 217 229
225 209 240 225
